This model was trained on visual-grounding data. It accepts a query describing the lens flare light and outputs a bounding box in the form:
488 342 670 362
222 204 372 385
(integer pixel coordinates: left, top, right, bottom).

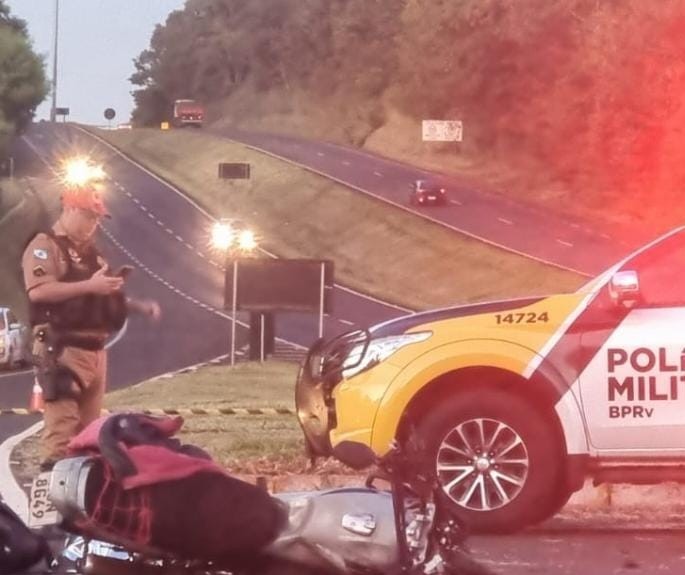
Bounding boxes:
237 229 257 252
61 156 106 186
210 220 259 254
211 221 235 251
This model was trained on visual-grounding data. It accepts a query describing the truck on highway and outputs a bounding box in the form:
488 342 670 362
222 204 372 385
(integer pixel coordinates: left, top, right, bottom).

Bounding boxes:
172 99 204 128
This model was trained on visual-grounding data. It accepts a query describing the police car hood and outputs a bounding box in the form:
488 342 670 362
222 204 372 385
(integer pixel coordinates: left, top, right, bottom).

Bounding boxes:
370 296 545 338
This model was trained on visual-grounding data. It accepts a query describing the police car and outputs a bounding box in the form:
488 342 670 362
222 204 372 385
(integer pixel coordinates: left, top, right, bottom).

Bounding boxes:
296 225 685 532
0 307 27 370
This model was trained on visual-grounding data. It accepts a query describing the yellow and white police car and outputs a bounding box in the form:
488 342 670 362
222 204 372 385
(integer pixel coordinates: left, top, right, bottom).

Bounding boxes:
296 225 685 532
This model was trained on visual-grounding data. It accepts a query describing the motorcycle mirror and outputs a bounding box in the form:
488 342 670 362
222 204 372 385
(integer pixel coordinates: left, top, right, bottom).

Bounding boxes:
332 441 377 470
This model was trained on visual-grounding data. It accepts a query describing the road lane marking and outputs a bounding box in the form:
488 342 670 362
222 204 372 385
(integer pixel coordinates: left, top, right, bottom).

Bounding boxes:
339 319 354 326
373 171 383 177
317 151 325 157
497 217 513 225
0 421 43 521
556 239 574 247
342 160 350 166
450 199 463 206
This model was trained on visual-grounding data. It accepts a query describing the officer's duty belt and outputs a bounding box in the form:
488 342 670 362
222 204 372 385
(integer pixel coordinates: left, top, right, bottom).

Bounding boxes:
58 334 106 351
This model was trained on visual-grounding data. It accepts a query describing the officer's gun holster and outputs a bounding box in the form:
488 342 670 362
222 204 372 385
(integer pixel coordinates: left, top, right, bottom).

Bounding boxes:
32 327 82 402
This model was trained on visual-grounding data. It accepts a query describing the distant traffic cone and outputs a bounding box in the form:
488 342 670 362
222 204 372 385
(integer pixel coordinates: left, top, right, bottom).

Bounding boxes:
29 377 45 413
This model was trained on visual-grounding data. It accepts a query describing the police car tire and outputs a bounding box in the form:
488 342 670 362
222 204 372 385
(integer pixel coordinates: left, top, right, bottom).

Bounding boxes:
417 389 564 534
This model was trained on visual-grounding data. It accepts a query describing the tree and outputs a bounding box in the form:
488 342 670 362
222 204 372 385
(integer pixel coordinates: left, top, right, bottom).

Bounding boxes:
0 1 47 156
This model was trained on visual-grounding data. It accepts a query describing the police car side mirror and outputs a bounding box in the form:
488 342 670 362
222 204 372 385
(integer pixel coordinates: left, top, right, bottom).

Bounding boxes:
609 270 640 308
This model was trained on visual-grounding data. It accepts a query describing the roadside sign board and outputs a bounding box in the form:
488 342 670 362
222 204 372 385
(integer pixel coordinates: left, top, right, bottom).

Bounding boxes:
224 258 334 313
55 107 70 116
218 162 251 180
27 471 59 527
422 120 463 142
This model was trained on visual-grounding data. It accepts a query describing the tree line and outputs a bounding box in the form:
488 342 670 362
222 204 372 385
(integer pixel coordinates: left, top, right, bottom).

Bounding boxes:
0 1 47 161
131 0 685 225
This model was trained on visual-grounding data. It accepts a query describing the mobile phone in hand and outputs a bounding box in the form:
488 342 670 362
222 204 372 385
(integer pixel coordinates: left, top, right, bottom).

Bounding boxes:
114 265 134 279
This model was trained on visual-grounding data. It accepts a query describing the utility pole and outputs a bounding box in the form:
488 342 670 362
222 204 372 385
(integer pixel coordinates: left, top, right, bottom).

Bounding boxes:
50 0 59 122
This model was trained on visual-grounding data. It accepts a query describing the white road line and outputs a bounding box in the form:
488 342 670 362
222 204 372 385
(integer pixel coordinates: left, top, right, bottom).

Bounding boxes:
339 319 355 326
373 171 383 177
165 228 173 234
600 233 611 240
140 204 147 211
176 235 184 242
0 421 42 521
342 160 350 166
556 239 574 247
0 368 31 380
133 197 140 204
450 199 463 206
497 217 513 225
317 151 325 157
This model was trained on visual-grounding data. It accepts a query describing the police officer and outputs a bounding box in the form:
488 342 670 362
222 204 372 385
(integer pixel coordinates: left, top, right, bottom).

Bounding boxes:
22 185 161 470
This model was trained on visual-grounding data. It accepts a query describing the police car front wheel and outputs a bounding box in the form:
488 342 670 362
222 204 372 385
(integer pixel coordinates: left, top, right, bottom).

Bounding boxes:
417 389 565 533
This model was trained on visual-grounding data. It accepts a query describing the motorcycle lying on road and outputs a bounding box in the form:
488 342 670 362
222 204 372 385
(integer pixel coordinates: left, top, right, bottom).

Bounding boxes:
48 436 493 575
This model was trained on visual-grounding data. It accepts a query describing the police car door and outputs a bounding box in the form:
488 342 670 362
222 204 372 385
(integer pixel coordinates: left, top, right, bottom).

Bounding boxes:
578 229 685 451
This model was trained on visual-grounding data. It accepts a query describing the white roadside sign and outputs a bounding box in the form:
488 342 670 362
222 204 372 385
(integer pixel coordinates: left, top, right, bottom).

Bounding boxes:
422 120 463 142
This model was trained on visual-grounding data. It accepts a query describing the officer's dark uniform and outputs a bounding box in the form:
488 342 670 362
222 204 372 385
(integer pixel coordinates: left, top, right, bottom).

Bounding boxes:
22 220 126 467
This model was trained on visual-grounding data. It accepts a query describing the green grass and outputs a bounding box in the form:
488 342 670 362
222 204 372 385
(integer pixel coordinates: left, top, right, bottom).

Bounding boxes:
92 128 584 310
12 360 326 485
105 361 304 466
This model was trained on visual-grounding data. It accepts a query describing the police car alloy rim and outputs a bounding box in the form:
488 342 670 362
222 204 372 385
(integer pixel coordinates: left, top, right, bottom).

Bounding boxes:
436 417 530 512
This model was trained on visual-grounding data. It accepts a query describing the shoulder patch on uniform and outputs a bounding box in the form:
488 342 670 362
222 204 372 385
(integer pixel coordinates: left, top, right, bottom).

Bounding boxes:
33 265 46 277
33 249 48 260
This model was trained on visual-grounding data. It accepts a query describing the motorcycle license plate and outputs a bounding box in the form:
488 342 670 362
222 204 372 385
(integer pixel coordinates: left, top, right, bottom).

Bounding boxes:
28 471 59 527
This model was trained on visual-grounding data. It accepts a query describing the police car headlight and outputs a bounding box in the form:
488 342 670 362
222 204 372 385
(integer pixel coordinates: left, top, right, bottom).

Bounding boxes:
341 332 432 379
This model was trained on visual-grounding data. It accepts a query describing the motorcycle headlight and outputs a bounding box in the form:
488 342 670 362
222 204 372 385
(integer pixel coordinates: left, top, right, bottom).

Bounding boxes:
341 332 432 379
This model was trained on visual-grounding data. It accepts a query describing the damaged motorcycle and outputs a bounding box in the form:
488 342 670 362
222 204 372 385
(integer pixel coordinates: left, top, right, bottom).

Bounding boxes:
46 413 493 575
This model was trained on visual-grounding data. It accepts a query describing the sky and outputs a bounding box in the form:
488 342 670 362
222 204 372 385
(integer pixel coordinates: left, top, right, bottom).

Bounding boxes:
6 0 186 125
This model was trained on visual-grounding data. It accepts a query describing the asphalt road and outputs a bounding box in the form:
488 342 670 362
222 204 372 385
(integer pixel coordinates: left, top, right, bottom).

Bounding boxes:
471 528 685 574
212 127 645 277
